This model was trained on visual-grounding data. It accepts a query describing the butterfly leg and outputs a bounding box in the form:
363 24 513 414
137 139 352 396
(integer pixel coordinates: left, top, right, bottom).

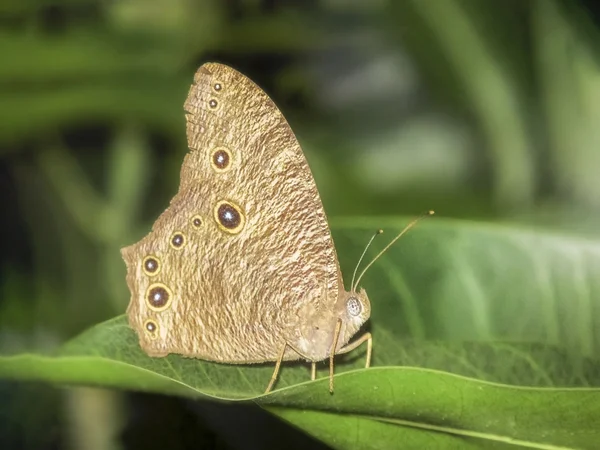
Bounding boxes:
265 342 312 394
265 343 287 394
328 318 343 394
338 332 373 368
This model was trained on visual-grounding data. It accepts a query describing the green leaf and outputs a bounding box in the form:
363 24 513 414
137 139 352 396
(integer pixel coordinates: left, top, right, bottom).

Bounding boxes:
269 408 517 450
331 217 600 355
1 218 599 448
1 339 599 448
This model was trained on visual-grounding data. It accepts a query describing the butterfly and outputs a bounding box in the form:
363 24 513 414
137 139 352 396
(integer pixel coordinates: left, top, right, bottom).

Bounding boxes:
121 62 432 393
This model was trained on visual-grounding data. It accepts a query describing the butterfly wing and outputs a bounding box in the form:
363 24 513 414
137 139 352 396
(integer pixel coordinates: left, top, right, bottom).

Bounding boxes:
122 63 342 363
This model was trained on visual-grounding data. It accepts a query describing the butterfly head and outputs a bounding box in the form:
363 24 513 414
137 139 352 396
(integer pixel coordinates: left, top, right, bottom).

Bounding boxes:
337 288 371 340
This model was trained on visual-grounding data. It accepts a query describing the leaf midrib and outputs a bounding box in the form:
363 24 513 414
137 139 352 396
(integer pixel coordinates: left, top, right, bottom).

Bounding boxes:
2 353 597 395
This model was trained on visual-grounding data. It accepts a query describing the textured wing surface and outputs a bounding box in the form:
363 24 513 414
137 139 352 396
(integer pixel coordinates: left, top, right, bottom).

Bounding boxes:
122 63 340 363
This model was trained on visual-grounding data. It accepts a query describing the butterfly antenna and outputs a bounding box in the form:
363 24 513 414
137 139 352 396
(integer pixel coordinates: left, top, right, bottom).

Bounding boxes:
350 229 384 292
352 211 435 292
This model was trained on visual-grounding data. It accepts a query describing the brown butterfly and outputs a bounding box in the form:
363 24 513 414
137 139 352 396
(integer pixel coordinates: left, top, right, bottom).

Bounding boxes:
121 62 432 393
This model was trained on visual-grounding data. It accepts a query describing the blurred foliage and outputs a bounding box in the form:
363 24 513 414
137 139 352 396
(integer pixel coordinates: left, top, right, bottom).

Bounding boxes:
2 0 600 449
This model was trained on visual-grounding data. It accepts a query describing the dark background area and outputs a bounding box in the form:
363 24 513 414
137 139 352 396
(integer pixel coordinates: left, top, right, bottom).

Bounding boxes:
2 0 600 449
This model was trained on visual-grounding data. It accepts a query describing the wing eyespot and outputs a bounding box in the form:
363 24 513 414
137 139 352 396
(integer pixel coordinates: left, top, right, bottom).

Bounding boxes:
214 200 245 234
170 232 186 250
191 215 203 228
144 319 159 339
142 255 161 277
211 147 232 172
146 283 173 312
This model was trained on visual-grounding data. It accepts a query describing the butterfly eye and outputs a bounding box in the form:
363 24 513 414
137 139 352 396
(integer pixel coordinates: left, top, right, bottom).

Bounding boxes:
146 283 173 311
346 297 362 317
142 255 161 276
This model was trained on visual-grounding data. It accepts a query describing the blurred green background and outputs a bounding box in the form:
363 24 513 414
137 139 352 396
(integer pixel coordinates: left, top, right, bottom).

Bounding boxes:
2 0 600 449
